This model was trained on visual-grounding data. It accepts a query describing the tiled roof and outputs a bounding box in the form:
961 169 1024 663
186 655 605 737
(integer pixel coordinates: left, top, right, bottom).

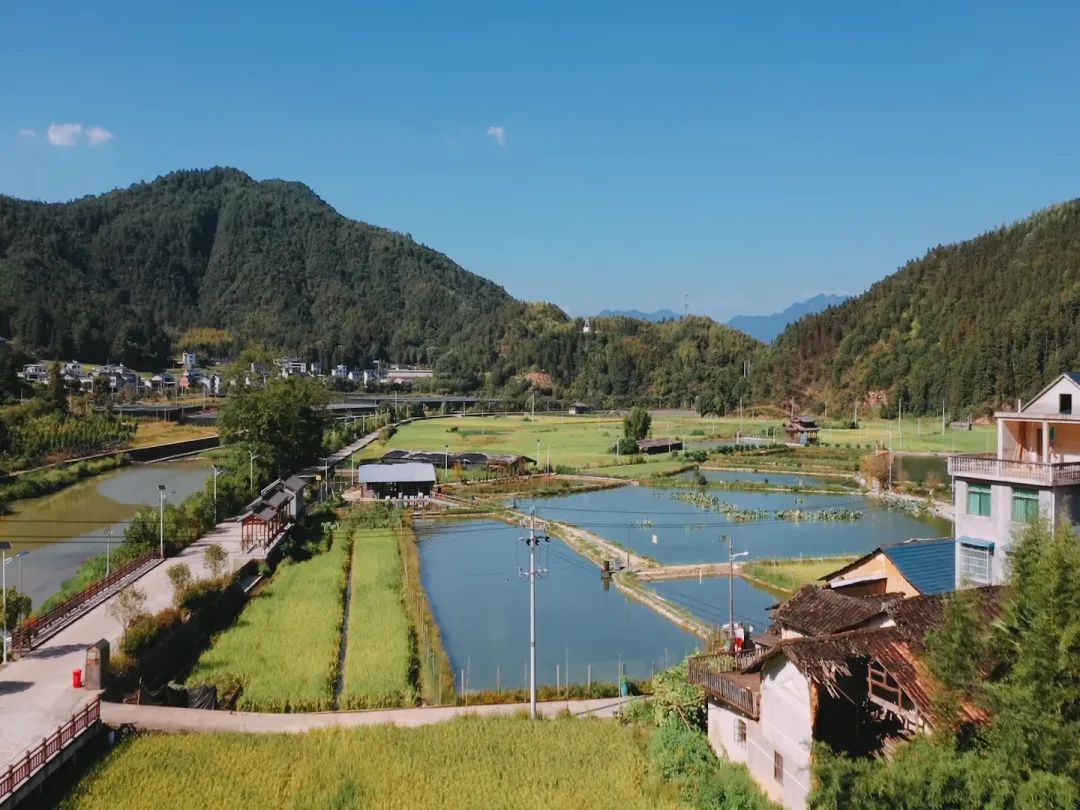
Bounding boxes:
881 538 957 595
769 585 897 636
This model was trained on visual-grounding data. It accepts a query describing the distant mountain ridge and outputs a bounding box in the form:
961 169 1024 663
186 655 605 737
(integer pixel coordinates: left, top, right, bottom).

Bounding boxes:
596 308 682 322
727 294 848 343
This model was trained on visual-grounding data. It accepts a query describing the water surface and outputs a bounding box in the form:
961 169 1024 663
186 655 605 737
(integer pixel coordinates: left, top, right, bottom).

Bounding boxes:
520 485 951 565
674 469 829 488
1 460 211 608
417 519 700 690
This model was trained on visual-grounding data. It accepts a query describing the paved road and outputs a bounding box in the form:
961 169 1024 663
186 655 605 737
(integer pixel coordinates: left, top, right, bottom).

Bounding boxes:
102 696 633 734
0 429 384 769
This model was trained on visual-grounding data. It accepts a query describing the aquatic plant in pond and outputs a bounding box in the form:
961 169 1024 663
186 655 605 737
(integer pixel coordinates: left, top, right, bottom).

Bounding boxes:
671 491 863 522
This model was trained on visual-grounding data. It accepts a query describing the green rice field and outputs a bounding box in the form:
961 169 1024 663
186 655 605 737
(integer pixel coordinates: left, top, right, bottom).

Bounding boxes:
186 524 351 712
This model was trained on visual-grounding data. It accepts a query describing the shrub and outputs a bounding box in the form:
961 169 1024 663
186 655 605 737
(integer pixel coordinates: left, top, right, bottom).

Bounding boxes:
166 564 193 607
203 545 229 579
120 608 181 658
106 585 147 631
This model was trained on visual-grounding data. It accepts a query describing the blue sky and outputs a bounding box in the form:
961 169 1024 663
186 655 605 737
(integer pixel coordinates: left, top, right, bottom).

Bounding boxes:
3 2 1080 320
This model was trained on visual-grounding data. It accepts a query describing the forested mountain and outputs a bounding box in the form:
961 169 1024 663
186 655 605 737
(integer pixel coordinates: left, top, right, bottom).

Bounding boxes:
727 293 847 343
596 308 681 322
0 168 521 369
758 201 1080 415
492 309 760 410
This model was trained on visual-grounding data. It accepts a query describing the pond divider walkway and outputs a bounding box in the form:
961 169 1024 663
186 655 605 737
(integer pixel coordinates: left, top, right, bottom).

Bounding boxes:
634 562 741 582
100 696 633 734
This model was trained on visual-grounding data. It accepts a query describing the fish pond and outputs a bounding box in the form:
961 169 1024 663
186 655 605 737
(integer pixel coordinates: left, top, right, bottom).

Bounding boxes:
1 460 212 607
519 485 951 566
416 519 701 690
673 468 832 488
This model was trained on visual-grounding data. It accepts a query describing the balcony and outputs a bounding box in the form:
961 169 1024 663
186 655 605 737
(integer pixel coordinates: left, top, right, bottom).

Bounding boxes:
688 653 764 719
948 454 1080 486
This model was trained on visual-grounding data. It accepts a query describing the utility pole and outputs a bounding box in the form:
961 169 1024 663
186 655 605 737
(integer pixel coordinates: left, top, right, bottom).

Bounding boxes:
104 528 112 577
1 541 8 665
248 450 261 493
725 535 749 650
519 508 549 719
212 464 224 524
942 399 946 434
157 484 167 558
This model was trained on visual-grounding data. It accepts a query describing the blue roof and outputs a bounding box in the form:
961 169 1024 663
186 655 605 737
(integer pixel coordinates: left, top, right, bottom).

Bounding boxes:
957 536 995 549
1067 372 1080 386
881 538 956 595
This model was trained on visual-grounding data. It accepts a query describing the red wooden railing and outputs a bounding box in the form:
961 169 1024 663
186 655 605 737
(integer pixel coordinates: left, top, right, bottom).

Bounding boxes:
12 549 160 652
0 698 100 802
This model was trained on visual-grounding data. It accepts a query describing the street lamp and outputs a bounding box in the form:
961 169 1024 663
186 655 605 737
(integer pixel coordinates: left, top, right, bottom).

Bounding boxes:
104 528 113 577
444 444 449 479
724 535 750 650
10 551 28 593
211 464 225 524
0 540 10 664
157 485 174 559
248 450 261 493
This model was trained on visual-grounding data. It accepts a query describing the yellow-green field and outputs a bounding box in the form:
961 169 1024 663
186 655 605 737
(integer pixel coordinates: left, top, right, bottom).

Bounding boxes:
61 717 686 810
186 525 351 711
131 421 219 447
339 526 416 709
741 556 858 594
359 413 993 477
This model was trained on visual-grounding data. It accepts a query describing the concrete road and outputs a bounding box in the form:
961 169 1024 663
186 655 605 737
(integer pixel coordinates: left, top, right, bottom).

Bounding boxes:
102 696 633 734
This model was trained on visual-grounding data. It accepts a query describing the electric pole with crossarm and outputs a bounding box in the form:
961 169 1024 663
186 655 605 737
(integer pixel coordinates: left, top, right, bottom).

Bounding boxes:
520 507 549 719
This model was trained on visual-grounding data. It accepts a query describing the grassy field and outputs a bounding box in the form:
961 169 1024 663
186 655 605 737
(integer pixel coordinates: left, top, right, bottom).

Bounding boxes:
131 420 218 447
339 526 416 709
359 412 994 480
61 717 686 810
186 524 351 711
741 556 857 594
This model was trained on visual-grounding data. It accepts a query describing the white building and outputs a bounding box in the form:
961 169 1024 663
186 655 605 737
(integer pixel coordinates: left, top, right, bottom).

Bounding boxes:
180 351 197 369
948 372 1080 586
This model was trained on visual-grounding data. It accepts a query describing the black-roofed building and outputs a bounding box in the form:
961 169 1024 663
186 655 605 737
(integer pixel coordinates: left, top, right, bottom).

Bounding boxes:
358 462 437 500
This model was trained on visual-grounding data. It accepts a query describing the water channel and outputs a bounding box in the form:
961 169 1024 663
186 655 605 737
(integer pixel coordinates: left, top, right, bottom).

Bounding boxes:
416 519 701 690
1 460 212 608
674 469 831 487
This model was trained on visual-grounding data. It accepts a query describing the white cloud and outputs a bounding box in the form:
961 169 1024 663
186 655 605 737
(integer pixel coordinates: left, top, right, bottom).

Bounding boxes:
85 126 115 146
18 128 35 139
47 123 83 146
486 125 507 147
45 122 116 147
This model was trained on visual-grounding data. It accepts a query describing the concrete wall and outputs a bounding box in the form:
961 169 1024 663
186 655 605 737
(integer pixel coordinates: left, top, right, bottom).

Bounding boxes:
1024 378 1080 416
705 659 814 810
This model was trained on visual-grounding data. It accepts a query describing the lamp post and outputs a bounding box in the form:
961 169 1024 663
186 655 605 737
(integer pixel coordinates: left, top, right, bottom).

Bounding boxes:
104 528 112 577
444 444 449 479
157 486 175 559
724 535 749 649
211 464 225 524
248 450 261 493
0 541 10 665
11 551 28 592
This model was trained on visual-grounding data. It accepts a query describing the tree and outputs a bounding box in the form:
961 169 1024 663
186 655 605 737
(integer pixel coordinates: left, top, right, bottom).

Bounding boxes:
203 545 229 579
623 406 651 441
45 362 68 415
106 585 148 631
166 563 193 607
3 587 31 631
859 452 890 489
218 377 330 472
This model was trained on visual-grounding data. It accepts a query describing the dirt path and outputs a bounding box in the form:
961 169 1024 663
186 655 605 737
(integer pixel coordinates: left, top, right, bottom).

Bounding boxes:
101 696 632 734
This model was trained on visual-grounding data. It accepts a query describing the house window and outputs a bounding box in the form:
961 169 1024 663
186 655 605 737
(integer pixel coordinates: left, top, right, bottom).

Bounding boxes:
967 483 991 517
773 751 784 784
1011 488 1040 523
1060 393 1072 415
959 544 992 585
735 719 747 745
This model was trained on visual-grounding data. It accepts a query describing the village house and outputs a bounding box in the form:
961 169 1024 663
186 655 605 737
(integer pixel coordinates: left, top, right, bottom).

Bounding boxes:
636 437 683 455
947 371 1080 585
357 462 437 500
381 449 535 475
19 363 47 383
784 416 821 445
691 587 999 809
819 537 960 597
568 402 591 415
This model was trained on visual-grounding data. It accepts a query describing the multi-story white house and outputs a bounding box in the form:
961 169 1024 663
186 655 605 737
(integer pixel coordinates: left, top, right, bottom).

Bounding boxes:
948 372 1080 586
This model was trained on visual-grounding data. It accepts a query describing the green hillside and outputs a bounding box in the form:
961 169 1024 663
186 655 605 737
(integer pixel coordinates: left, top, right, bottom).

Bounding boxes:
0 168 520 370
760 200 1080 415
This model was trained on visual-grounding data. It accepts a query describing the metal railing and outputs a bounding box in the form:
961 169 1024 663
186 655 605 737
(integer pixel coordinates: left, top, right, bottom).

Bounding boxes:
12 549 160 652
0 698 101 803
948 454 1080 485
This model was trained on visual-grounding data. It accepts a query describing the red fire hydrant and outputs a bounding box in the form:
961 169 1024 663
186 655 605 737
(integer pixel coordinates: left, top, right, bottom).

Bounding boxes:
72 669 83 689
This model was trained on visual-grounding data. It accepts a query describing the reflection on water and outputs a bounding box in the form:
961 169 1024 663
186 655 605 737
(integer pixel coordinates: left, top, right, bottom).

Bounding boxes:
648 576 778 634
417 520 700 689
674 469 829 487
0 461 211 608
520 485 952 566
